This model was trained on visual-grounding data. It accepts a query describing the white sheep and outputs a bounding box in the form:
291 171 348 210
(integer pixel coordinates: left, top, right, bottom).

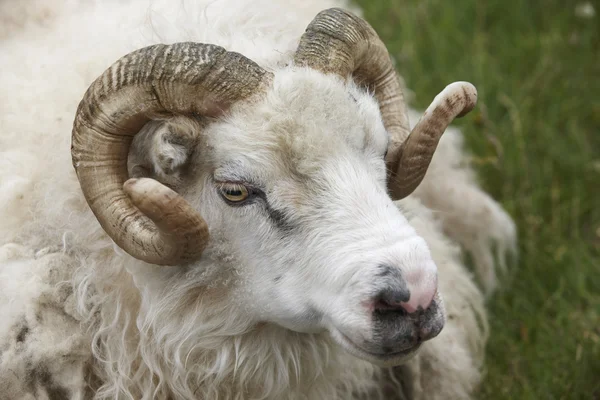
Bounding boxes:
0 0 516 399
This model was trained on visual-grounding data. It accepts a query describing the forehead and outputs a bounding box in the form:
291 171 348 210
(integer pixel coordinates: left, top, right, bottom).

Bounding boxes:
207 67 388 180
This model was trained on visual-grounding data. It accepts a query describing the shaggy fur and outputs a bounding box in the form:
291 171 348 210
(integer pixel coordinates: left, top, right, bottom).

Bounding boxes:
0 0 516 399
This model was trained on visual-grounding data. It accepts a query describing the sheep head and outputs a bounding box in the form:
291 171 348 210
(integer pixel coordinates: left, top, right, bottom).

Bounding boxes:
71 9 476 367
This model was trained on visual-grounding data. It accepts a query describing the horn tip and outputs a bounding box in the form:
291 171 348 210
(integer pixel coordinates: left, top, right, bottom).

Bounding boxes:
447 81 477 117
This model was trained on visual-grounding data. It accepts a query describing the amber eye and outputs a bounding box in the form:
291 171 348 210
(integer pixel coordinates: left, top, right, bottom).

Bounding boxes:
218 183 250 203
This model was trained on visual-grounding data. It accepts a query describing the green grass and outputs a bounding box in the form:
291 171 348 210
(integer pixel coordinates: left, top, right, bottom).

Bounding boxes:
354 0 600 398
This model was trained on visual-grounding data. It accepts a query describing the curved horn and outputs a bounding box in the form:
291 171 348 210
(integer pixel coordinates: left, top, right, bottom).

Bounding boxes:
293 8 410 180
294 9 478 200
72 42 271 265
390 82 478 199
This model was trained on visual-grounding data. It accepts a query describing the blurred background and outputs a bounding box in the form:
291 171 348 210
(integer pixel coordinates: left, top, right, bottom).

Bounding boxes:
353 0 599 397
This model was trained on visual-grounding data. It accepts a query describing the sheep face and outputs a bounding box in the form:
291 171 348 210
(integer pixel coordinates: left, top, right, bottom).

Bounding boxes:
128 67 445 367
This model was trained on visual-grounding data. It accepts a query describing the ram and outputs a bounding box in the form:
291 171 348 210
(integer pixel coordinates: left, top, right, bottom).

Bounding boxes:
0 0 516 399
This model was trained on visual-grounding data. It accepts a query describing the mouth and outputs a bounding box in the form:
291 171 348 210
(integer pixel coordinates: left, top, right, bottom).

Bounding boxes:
329 326 421 367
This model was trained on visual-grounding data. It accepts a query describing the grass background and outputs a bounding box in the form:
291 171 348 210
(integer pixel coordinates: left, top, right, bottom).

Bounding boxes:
353 0 600 398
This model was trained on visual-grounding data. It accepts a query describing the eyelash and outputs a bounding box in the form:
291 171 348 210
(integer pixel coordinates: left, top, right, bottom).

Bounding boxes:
215 181 262 206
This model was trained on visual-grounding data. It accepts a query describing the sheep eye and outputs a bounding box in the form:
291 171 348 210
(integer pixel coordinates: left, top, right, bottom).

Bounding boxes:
218 182 250 203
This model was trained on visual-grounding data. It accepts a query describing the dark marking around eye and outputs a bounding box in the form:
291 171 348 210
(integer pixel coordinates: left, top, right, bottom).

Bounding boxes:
274 275 282 283
245 189 294 232
216 178 296 231
265 203 294 232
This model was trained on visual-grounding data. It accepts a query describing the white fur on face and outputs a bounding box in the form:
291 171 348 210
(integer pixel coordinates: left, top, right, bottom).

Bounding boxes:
163 67 444 365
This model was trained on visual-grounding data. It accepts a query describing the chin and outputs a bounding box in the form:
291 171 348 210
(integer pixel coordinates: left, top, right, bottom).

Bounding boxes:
328 326 422 367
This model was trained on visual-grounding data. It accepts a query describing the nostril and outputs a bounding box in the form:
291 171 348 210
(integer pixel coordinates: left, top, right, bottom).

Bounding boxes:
374 288 411 313
373 278 436 314
374 263 438 314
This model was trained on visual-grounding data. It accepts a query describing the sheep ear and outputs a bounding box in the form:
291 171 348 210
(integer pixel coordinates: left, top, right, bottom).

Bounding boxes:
127 116 202 187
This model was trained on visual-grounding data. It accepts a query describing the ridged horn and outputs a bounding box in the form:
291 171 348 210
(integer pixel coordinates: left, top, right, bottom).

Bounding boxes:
72 42 271 265
294 9 478 199
390 82 478 199
293 8 410 188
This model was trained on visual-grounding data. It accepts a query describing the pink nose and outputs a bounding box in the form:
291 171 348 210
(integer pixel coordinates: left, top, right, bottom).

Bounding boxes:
375 265 438 314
